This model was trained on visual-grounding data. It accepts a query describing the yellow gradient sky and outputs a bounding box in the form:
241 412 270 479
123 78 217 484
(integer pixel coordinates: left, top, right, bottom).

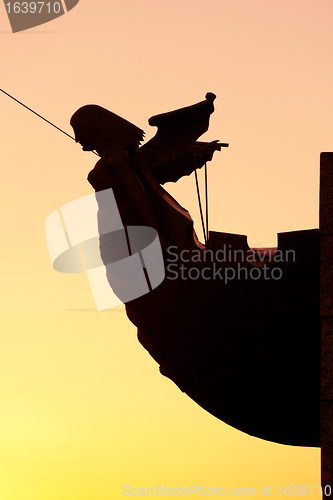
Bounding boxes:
1 0 331 498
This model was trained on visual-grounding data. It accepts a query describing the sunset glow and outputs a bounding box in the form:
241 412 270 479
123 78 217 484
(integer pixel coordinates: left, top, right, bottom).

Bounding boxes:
1 1 330 498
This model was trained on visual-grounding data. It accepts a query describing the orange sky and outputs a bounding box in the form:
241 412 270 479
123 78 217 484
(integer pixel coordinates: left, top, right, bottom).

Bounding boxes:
1 0 331 498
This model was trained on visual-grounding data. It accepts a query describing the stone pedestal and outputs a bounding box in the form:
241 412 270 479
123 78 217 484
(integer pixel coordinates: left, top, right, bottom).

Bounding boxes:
320 153 333 494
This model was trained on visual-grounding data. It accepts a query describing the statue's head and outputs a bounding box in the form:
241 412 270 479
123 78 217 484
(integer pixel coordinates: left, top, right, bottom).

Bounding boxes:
70 105 144 157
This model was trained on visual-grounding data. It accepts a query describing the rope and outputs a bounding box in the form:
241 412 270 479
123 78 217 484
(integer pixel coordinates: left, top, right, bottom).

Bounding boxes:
191 144 207 245
0 88 99 156
204 161 209 242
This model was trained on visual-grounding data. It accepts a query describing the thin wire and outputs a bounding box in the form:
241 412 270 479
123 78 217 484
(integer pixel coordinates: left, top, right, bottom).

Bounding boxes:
0 88 99 156
1 88 75 140
204 161 209 242
191 144 207 245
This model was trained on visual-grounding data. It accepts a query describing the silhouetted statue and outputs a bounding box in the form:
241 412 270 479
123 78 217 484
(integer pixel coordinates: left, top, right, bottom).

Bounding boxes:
71 94 320 447
70 95 222 236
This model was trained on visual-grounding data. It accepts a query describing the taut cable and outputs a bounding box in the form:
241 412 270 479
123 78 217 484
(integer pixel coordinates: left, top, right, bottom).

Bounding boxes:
204 161 209 242
0 88 99 156
191 144 207 245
